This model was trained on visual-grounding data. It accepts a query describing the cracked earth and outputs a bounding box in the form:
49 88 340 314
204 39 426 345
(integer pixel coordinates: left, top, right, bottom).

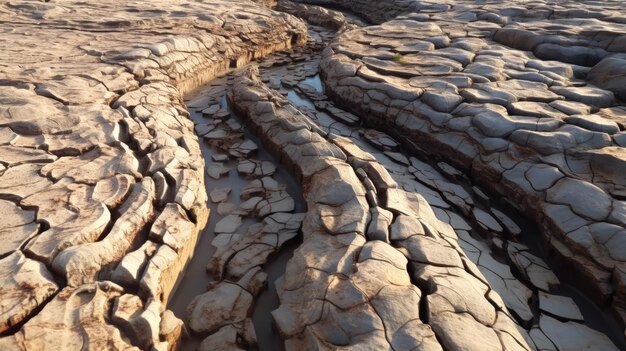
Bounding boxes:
0 0 625 350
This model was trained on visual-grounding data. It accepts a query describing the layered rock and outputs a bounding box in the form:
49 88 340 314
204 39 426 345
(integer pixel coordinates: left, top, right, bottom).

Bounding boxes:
3 0 625 349
0 281 185 351
277 0 363 31
293 0 449 24
0 0 307 348
0 252 58 334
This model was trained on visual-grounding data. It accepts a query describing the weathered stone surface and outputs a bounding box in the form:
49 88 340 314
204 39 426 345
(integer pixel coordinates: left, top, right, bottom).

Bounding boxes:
366 206 393 242
231 66 535 351
0 282 138 350
22 181 112 265
0 163 53 198
546 178 612 221
215 214 242 234
187 281 253 336
149 203 196 253
507 242 559 292
42 144 140 184
430 311 502 351
538 292 584 321
111 295 161 349
0 200 38 257
539 314 618 351
198 325 248 351
0 251 59 334
237 160 276 177
0 0 311 349
52 177 155 287
140 244 187 303
588 55 626 101
315 1 626 340
159 310 185 351
7 0 626 349
472 207 504 233
93 174 136 208
211 213 303 280
111 241 159 289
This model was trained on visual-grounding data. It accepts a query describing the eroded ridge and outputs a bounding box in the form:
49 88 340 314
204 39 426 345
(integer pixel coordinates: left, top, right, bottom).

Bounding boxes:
0 1 307 349
228 65 546 350
311 0 626 340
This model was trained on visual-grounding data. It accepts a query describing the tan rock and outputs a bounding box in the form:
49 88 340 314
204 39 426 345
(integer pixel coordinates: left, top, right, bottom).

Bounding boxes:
23 181 111 264
0 281 138 350
111 240 160 288
0 200 37 257
430 312 502 351
0 251 59 333
149 203 196 252
159 310 186 351
42 144 140 184
186 281 253 336
0 163 53 198
111 295 162 349
93 174 135 208
52 177 155 286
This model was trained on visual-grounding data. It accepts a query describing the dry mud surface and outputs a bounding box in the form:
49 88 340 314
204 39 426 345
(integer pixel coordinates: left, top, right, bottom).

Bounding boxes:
0 0 625 350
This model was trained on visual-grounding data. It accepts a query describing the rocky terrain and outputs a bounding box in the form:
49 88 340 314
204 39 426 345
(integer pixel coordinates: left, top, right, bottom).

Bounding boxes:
317 0 626 336
0 0 625 350
0 1 305 350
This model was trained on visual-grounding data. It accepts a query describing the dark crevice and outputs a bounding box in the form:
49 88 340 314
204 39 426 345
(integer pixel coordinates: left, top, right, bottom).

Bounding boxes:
431 329 452 351
419 291 430 324
290 33 300 45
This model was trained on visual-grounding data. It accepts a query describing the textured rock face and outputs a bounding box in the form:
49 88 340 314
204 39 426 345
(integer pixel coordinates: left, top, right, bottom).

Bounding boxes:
314 0 626 338
181 75 307 348
0 0 306 349
230 66 533 350
224 0 624 346
3 0 625 350
0 252 59 334
0 282 138 351
277 0 363 31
